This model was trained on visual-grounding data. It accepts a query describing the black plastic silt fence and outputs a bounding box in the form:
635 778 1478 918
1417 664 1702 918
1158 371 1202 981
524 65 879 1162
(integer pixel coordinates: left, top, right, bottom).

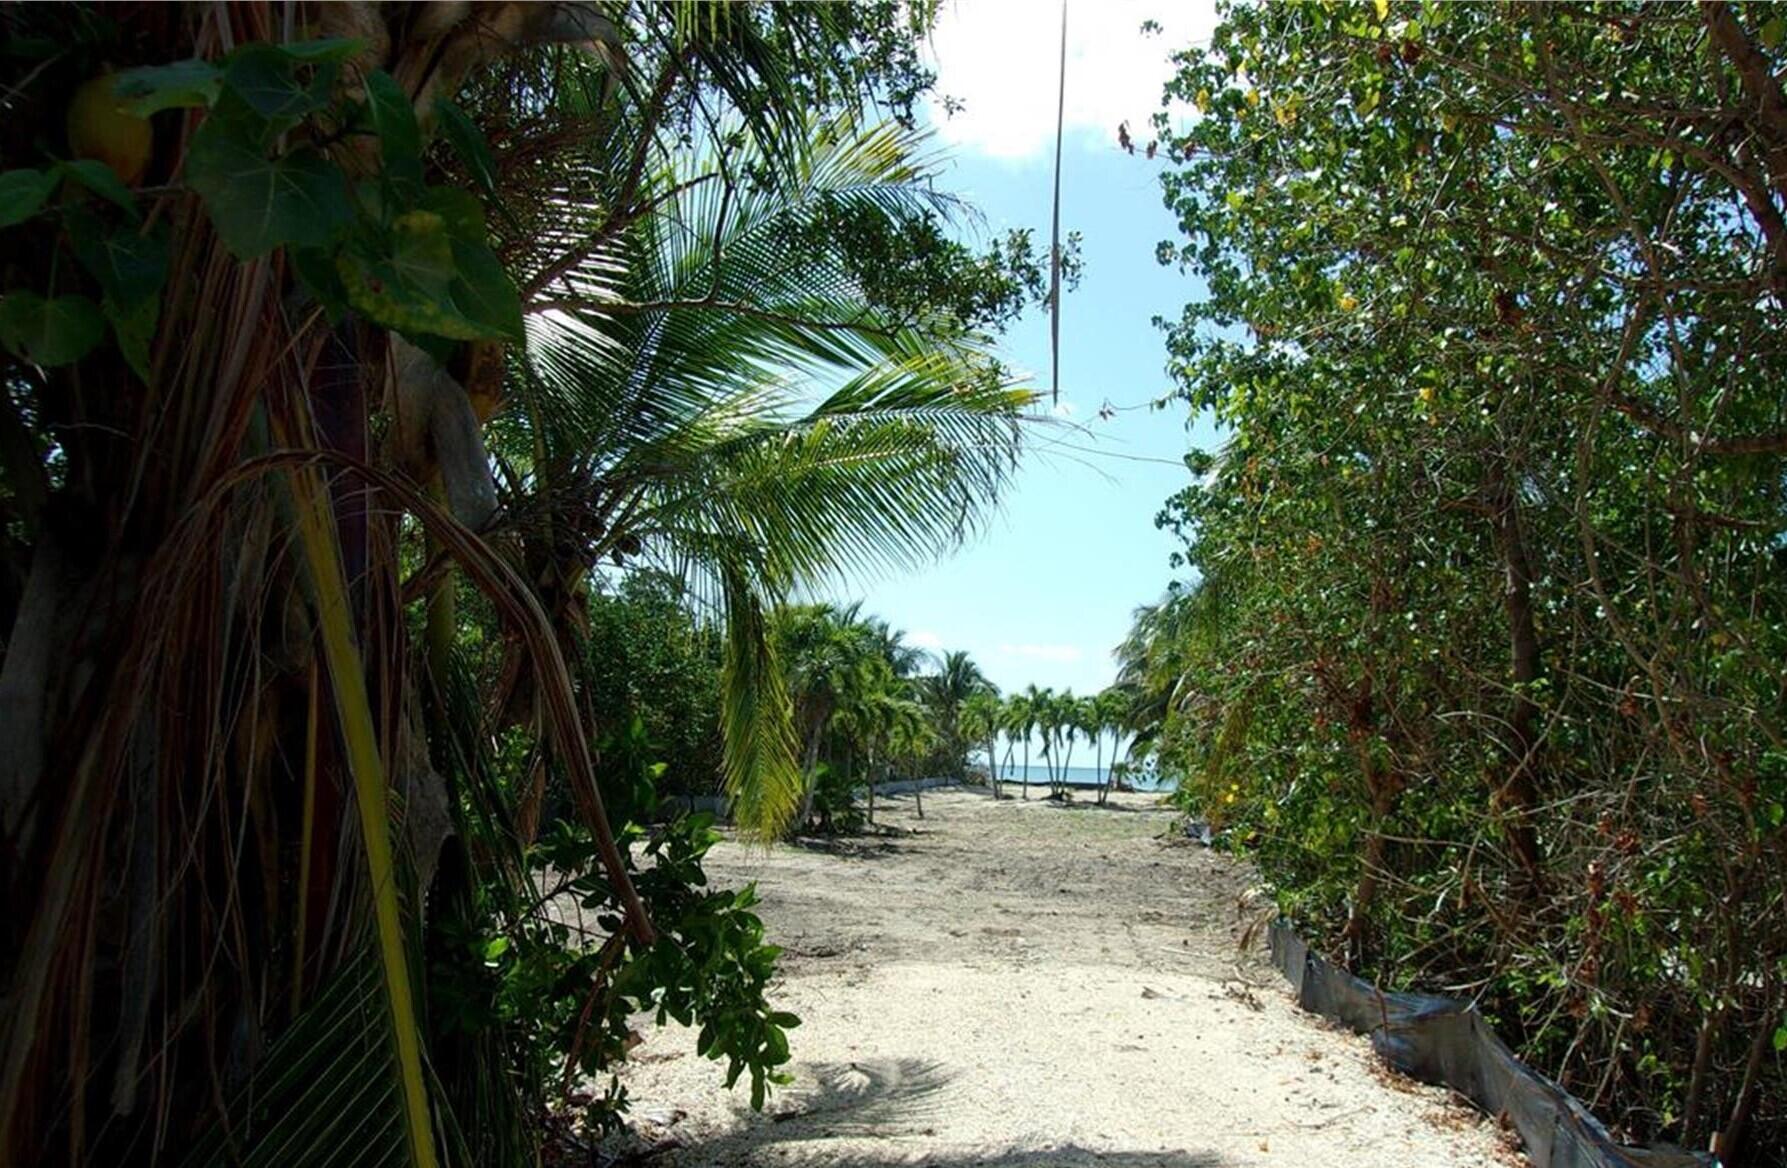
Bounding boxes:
1266 921 1715 1168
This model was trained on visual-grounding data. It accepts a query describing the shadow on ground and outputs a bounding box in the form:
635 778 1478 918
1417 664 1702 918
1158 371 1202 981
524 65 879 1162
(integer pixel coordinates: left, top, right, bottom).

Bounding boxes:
751 1150 1228 1167
788 832 919 861
634 1058 1228 1168
1046 799 1153 814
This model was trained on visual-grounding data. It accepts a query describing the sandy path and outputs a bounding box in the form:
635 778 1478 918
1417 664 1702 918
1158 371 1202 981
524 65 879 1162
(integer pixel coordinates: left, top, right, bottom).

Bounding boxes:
604 788 1516 1168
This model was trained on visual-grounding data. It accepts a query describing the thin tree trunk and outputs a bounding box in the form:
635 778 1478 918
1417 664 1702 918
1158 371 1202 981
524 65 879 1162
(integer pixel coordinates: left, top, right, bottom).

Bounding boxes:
1681 1007 1720 1144
1714 994 1776 1164
1488 464 1545 888
796 716 826 830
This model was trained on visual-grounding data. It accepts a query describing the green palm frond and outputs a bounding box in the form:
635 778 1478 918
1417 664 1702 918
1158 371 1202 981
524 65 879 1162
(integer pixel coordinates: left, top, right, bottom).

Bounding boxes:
494 109 1034 835
719 567 802 837
180 956 415 1168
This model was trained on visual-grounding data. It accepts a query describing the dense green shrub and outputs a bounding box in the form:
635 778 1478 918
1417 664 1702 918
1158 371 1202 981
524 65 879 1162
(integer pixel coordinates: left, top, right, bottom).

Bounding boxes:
1131 2 1787 1159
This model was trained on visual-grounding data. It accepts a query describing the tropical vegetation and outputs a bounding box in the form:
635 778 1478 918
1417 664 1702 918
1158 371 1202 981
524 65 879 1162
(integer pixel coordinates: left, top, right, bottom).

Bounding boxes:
1124 1 1787 1159
0 3 1068 1162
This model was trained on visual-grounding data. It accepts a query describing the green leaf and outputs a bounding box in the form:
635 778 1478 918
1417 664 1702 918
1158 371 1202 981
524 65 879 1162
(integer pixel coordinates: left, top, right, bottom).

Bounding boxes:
364 70 422 191
446 236 524 342
337 190 523 343
106 292 159 383
186 110 352 257
112 59 222 116
0 169 58 228
1760 17 1784 50
291 246 350 320
435 99 497 194
0 292 107 366
275 37 366 64
56 160 139 217
65 209 168 381
66 210 167 305
221 43 336 130
1775 1026 1787 1054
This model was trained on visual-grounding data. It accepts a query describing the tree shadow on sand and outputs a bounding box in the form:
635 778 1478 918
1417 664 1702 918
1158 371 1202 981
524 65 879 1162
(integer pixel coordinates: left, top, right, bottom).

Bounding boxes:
1046 798 1154 814
788 832 919 861
663 1058 1227 1168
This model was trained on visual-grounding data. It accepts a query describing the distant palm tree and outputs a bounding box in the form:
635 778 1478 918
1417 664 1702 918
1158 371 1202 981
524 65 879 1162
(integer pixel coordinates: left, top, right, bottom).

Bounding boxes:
1048 690 1085 800
924 649 992 780
1092 688 1128 805
1007 689 1041 799
884 692 936 818
1033 687 1064 797
778 603 871 827
961 689 1004 797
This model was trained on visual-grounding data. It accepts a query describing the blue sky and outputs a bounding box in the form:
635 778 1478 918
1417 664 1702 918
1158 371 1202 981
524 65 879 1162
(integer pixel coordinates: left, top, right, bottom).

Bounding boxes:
820 1 1221 700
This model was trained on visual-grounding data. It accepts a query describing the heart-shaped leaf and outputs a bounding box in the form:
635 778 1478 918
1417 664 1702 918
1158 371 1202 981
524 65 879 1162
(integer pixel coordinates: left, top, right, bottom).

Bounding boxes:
186 108 352 257
221 43 336 130
67 209 168 306
0 292 107 366
0 169 58 228
113 59 222 116
364 70 422 192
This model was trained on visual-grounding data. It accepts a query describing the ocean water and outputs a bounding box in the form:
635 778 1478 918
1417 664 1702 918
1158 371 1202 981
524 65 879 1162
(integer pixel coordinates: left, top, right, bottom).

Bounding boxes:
979 762 1176 794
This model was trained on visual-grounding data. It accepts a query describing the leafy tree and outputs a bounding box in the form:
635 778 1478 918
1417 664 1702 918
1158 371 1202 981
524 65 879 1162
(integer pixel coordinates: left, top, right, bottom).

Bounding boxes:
1140 1 1787 1156
579 573 725 801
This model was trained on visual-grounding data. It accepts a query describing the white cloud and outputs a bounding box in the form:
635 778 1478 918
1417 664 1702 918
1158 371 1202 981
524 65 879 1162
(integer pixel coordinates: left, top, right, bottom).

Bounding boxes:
909 629 945 650
923 0 1217 161
997 642 1085 663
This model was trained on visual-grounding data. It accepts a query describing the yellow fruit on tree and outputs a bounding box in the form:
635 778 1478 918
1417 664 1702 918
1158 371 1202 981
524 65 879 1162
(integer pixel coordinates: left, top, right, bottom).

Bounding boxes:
67 75 152 186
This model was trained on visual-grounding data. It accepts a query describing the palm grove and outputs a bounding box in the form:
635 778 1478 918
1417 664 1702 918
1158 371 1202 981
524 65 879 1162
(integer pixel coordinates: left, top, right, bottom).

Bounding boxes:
1119 2 1786 1161
0 3 1087 1162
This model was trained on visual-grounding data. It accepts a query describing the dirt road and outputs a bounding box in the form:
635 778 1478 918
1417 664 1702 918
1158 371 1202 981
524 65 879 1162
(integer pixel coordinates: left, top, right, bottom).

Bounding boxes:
604 788 1515 1167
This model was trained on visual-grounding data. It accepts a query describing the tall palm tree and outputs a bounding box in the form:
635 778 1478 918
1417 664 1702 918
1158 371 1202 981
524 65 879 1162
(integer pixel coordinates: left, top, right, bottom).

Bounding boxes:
923 649 991 780
1036 689 1057 796
961 688 1004 798
1007 689 1040 799
1092 687 1128 805
778 602 870 826
1049 690 1085 800
507 113 1034 837
884 690 936 818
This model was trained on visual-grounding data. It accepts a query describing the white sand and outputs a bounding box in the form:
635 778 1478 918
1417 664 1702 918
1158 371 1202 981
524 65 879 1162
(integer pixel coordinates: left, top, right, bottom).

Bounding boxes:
602 788 1519 1167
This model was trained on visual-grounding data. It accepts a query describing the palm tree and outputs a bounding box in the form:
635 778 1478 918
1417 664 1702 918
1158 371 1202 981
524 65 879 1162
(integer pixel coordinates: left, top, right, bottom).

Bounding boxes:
961 688 1004 798
1092 688 1128 805
1033 687 1075 798
923 649 992 780
1006 689 1040 799
0 5 1044 1162
778 603 872 827
884 690 937 818
507 112 1036 837
1050 690 1085 800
